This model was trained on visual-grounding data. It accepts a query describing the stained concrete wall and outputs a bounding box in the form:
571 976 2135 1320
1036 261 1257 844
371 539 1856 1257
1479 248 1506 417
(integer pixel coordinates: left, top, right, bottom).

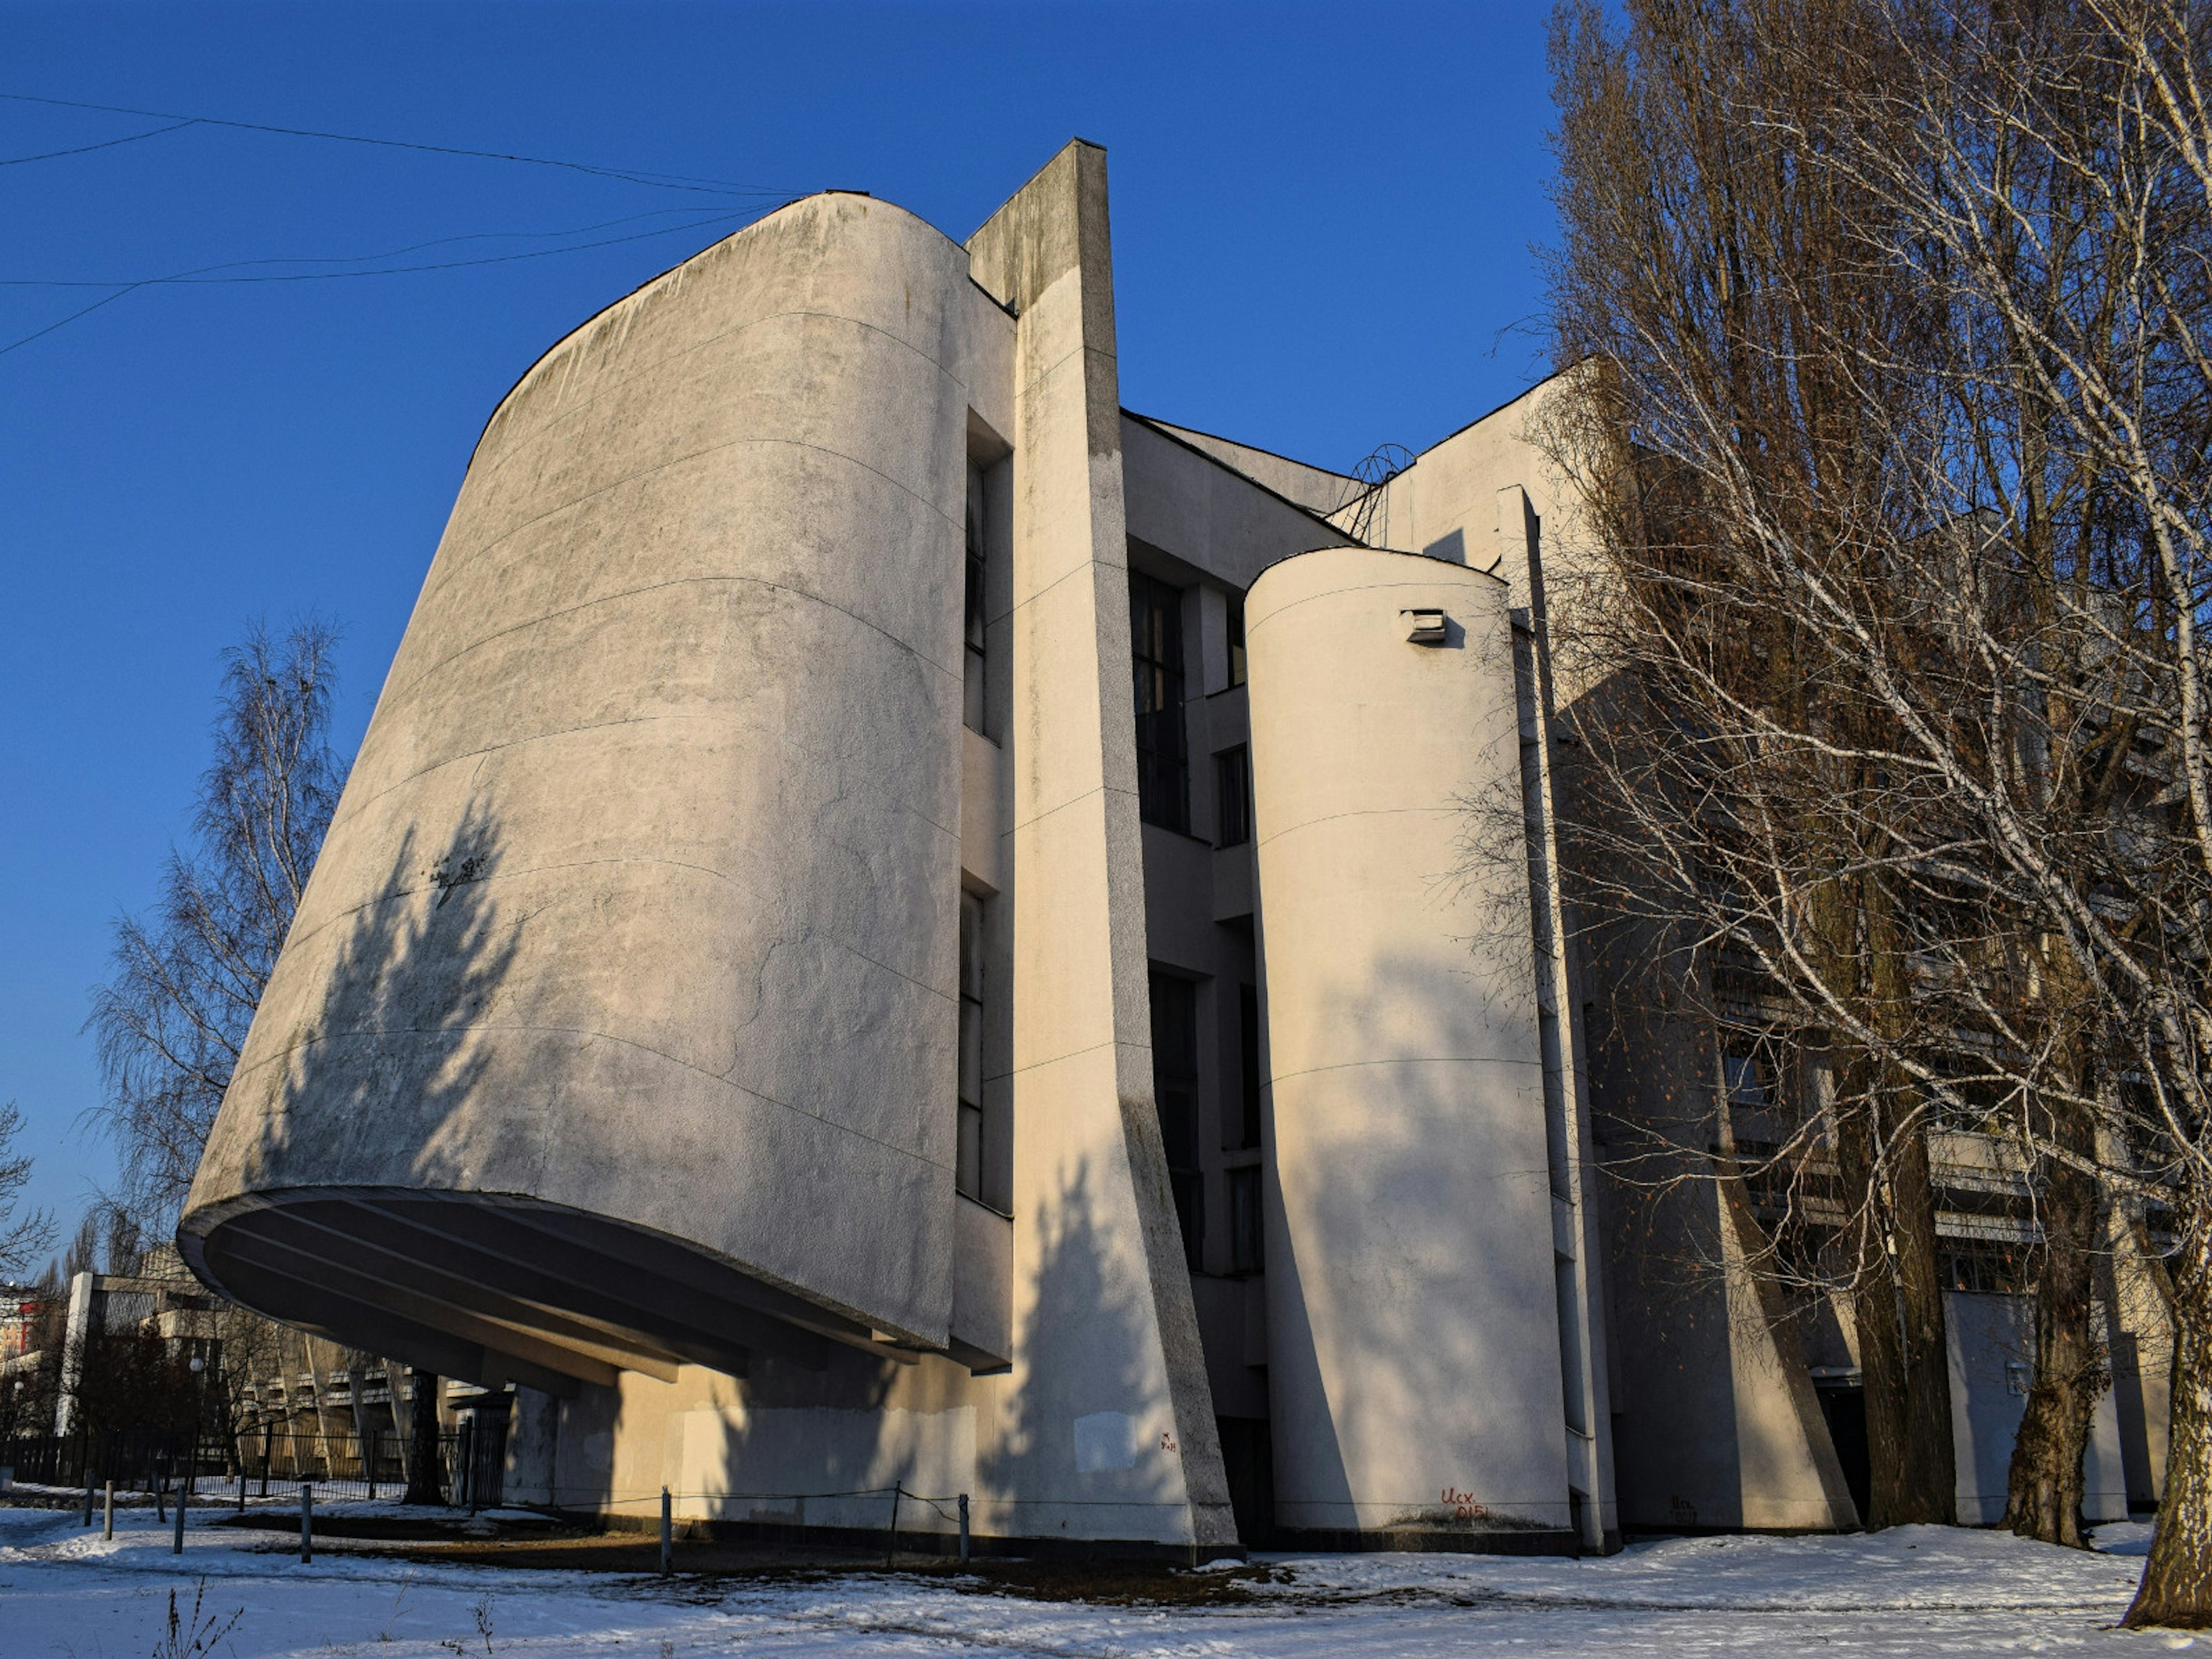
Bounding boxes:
963 140 1236 1550
183 191 1012 1387
1247 544 1575 1542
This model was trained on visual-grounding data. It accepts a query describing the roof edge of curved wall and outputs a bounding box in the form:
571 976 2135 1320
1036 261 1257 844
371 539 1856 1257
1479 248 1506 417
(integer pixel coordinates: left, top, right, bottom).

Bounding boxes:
1248 539 1514 603
461 189 972 470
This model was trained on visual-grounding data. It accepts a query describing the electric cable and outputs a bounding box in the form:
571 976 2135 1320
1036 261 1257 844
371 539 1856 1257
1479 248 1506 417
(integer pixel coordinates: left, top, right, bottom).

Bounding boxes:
0 204 771 286
0 206 782 359
0 119 196 165
0 89 791 198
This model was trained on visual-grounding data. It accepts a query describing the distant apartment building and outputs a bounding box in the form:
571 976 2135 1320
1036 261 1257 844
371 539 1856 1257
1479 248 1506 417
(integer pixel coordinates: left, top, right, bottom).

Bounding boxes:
0 1284 37 1367
178 142 2169 1554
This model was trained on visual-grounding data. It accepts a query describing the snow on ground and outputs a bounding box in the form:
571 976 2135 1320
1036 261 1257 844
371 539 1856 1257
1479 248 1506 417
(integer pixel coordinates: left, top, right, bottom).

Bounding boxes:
0 1498 2189 1658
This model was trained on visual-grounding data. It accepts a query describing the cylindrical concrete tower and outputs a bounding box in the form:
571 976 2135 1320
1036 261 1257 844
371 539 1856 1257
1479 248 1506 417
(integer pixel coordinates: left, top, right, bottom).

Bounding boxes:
180 194 998 1391
1248 545 1574 1543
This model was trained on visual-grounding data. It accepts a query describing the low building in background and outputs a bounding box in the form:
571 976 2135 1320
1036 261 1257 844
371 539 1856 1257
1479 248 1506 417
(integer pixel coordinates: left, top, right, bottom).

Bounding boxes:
173 142 2167 1553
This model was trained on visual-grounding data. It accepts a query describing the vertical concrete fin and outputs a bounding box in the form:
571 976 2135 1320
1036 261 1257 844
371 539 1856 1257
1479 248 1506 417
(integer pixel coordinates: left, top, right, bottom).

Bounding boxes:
968 140 1236 1548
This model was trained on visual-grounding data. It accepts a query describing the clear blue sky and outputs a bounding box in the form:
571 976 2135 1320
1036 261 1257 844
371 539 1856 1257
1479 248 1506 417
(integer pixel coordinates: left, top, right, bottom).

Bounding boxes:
0 1 1561 1248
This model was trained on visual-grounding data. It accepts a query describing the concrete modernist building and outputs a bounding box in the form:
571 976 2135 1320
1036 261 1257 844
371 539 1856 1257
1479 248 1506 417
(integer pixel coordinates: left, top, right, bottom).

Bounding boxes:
180 142 2167 1554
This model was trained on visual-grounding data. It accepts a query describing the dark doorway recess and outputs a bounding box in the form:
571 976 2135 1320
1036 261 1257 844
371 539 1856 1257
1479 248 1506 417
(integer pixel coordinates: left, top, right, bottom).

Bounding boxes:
1218 1415 1274 1549
1816 1383 1871 1527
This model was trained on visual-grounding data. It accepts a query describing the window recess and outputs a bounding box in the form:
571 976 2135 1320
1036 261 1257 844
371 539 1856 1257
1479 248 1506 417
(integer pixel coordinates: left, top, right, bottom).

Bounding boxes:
1130 573 1190 832
1149 968 1204 1269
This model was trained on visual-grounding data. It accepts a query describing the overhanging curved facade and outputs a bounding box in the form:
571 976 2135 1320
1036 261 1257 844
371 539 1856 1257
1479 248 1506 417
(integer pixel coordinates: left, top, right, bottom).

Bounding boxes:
183 193 989 1383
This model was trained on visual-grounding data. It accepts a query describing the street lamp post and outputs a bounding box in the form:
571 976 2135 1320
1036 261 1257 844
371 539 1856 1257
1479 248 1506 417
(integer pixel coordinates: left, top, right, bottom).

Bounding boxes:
185 1355 206 1497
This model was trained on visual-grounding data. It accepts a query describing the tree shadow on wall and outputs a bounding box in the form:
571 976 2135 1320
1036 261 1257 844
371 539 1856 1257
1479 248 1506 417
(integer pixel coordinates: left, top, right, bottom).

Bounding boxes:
204 802 527 1371
983 1156 1183 1544
267 802 522 1186
1266 948 1580 1540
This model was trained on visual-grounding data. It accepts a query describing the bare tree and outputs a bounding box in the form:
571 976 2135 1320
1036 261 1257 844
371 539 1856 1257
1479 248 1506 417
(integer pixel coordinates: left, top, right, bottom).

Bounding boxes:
81 620 371 1484
85 618 344 1231
0 1103 54 1284
1544 0 1962 1528
1541 0 2212 1622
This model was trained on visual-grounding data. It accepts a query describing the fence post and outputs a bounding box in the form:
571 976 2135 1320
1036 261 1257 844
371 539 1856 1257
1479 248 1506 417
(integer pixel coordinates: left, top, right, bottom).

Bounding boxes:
172 1479 185 1555
81 1472 94 1528
365 1429 376 1503
102 1480 113 1541
464 1418 478 1514
260 1425 271 1499
884 1482 901 1570
658 1486 672 1577
300 1482 312 1564
237 1469 245 1514
959 1492 969 1564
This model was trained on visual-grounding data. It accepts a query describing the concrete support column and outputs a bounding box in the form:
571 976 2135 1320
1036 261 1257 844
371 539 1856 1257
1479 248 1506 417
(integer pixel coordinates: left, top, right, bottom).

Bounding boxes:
965 141 1234 1550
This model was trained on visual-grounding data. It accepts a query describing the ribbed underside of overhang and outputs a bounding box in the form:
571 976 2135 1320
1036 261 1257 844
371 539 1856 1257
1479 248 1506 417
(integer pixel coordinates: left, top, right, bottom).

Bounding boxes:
181 1189 922 1397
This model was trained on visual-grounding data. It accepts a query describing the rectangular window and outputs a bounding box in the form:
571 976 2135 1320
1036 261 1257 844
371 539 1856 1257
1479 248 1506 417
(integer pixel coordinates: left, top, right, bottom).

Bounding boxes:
1215 746 1251 847
1236 983 1263 1149
957 891 986 1198
1130 573 1189 832
1229 1165 1264 1275
1226 593 1248 688
1722 1047 1768 1109
1149 969 1203 1268
963 464 988 734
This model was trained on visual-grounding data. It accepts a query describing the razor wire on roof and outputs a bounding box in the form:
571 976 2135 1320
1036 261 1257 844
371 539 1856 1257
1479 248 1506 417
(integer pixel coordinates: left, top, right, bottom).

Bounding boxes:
1335 443 1415 546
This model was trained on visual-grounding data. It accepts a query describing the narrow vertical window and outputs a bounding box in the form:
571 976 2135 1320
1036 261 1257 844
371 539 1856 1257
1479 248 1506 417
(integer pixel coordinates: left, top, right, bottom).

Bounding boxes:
1130 573 1188 831
964 463 988 734
1226 593 1247 688
957 891 986 1198
1149 969 1203 1268
1214 745 1251 847
1237 983 1263 1150
1229 1166 1264 1274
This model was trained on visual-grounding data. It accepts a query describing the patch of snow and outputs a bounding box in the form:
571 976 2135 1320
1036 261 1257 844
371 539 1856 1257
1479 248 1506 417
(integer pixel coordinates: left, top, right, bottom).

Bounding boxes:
0 1499 2176 1657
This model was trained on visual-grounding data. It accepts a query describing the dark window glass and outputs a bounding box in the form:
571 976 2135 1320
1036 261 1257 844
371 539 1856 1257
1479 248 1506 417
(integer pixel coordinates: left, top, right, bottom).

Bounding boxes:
964 465 988 734
1237 983 1263 1149
1130 573 1188 831
1226 593 1248 688
957 891 985 1198
1229 1165 1263 1275
1149 968 1203 1268
1215 746 1251 847
1722 1048 1767 1109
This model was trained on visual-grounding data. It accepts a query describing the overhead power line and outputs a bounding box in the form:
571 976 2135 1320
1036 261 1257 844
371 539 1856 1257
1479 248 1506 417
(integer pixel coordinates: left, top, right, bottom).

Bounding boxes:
0 206 781 361
0 93 809 360
0 205 777 287
0 89 791 198
0 119 197 166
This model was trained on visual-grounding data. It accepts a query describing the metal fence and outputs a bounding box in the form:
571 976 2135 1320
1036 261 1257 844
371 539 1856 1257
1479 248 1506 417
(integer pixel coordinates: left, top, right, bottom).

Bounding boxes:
3 1418 506 1509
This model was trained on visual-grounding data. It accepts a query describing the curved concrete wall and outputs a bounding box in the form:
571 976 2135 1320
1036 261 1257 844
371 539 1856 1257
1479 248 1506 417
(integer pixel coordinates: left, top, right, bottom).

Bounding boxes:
1247 546 1572 1540
182 194 1007 1388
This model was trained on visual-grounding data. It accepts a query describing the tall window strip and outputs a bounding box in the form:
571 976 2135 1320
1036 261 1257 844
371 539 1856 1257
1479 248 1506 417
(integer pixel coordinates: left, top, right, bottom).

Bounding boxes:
956 891 986 1199
1226 593 1248 688
1149 969 1203 1269
1236 983 1263 1150
1215 745 1252 847
1130 572 1189 832
1229 1165 1264 1275
963 464 988 734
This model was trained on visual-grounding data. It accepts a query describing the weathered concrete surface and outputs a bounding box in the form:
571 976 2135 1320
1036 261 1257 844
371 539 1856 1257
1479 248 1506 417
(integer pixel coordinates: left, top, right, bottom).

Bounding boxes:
964 139 1237 1550
183 191 1011 1380
1248 545 1575 1544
